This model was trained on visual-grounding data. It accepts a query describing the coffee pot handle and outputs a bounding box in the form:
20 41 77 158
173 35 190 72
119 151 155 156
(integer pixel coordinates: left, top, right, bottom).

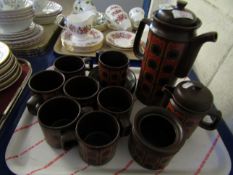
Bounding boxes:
199 106 222 130
133 18 152 59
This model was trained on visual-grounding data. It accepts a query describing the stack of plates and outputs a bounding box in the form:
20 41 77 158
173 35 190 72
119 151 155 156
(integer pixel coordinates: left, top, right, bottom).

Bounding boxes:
0 42 22 92
33 1 63 25
0 23 44 50
0 0 34 34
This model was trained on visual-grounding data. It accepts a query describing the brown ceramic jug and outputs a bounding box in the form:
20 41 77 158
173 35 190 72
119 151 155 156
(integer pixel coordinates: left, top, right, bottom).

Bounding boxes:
134 0 217 105
163 80 222 138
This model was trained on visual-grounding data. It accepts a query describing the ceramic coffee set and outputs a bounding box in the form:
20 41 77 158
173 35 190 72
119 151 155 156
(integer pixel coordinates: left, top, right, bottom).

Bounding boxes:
56 0 145 53
0 0 62 52
0 41 22 92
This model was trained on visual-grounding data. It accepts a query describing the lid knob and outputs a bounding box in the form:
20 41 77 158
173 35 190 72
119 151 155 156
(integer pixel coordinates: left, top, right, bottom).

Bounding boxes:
177 0 187 10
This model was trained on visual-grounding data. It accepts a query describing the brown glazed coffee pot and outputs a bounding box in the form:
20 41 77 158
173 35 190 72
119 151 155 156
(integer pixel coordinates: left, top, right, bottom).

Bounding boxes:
134 0 217 105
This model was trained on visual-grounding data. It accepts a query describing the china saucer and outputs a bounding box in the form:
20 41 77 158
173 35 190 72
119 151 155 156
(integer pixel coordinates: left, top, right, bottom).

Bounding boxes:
88 66 136 93
61 28 104 53
105 30 135 49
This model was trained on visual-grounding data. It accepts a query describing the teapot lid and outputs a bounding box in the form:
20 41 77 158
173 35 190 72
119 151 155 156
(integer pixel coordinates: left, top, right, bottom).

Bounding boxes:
173 81 213 113
154 0 201 28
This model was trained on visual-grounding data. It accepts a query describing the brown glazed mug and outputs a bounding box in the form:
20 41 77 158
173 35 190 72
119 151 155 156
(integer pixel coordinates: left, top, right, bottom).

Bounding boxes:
129 107 185 170
75 111 120 165
63 75 100 110
38 96 81 149
163 80 222 138
98 50 129 86
27 70 65 115
54 56 93 80
97 86 133 137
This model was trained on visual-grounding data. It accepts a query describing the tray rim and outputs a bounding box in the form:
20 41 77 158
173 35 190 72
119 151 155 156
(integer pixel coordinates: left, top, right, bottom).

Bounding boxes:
0 58 32 128
1 67 232 175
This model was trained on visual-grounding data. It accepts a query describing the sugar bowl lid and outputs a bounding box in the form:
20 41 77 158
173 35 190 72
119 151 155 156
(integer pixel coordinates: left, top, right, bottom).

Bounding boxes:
173 81 213 113
0 41 10 66
153 0 201 28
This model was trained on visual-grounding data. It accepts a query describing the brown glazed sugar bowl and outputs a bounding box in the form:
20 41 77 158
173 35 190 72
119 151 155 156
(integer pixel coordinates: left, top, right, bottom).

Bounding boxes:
128 107 185 170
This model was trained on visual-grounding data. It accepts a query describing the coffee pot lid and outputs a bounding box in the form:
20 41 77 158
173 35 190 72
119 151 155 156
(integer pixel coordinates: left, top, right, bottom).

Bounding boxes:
154 0 200 27
173 81 213 113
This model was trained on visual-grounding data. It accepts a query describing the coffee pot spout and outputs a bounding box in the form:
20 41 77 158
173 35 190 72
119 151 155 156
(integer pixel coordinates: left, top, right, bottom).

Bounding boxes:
175 32 218 77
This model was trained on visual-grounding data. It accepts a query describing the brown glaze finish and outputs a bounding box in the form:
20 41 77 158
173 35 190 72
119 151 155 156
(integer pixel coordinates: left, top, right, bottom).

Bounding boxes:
129 107 185 170
38 96 81 149
98 51 129 87
164 80 222 138
63 75 100 109
97 86 133 137
27 70 65 115
75 111 120 165
133 1 217 106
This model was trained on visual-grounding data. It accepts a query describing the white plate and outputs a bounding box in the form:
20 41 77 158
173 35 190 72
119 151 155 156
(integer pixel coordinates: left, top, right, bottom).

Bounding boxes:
5 25 44 49
106 31 135 49
0 61 22 92
0 41 10 65
61 28 104 53
0 22 36 38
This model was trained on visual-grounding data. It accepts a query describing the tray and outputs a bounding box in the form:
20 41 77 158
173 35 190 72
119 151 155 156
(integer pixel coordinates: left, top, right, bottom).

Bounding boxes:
53 30 140 60
4 68 231 175
0 58 32 128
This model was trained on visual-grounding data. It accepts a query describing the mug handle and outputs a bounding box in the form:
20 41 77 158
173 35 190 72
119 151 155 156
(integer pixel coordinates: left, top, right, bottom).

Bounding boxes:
27 94 43 115
118 117 131 137
55 14 67 30
83 57 94 71
133 18 152 59
60 130 78 150
199 106 222 130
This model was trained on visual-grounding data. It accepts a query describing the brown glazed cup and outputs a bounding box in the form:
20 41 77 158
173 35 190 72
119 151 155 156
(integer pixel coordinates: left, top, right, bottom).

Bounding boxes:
129 107 185 170
98 50 129 86
63 75 100 110
54 56 93 80
97 86 133 137
75 111 120 165
38 96 81 149
27 70 65 115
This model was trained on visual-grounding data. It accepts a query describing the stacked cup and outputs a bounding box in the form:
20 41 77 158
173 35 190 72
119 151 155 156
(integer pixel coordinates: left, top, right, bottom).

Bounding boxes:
26 51 136 166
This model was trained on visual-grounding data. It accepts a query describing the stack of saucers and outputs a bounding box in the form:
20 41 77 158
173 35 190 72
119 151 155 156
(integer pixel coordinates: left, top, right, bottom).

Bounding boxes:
0 42 22 92
0 0 44 51
33 1 63 25
0 22 44 50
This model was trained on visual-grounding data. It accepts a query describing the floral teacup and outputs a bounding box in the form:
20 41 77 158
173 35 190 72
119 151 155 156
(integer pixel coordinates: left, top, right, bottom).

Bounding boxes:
129 7 145 29
56 11 96 40
105 5 132 31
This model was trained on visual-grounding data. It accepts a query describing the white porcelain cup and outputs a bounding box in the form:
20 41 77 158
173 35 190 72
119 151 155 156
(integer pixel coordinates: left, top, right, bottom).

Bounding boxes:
106 11 132 31
0 0 27 10
105 4 123 17
33 0 49 13
56 12 95 40
72 0 97 14
129 7 145 29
